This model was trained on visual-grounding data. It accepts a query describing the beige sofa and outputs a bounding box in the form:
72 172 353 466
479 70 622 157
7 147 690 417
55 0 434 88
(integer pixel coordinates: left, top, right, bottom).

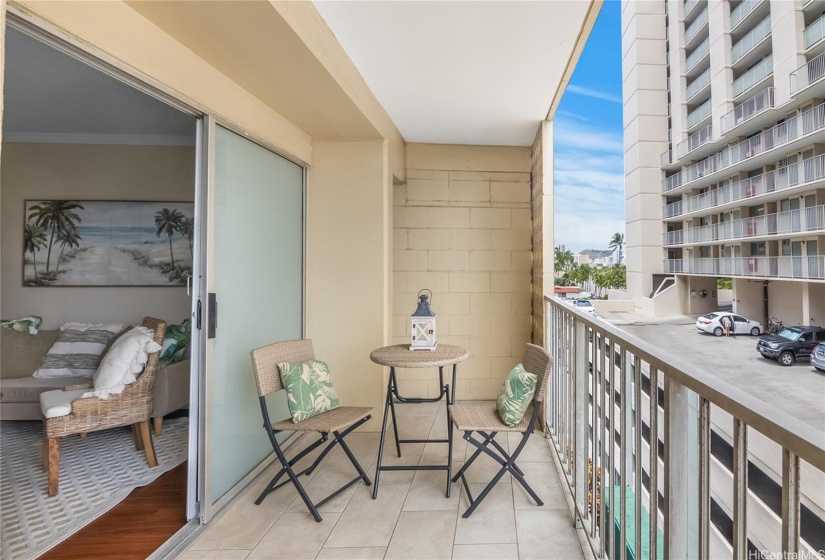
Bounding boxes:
0 327 190 435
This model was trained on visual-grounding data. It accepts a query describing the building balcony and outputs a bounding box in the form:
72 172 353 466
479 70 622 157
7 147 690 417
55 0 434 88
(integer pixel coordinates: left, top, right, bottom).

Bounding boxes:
662 103 825 193
805 13 825 50
686 98 712 129
732 15 771 64
730 0 767 32
686 37 710 75
661 149 674 167
791 51 825 94
664 255 825 279
664 204 825 246
686 68 711 102
546 298 825 560
733 54 773 98
720 87 774 135
675 124 712 160
683 0 704 21
664 155 825 219
685 7 709 47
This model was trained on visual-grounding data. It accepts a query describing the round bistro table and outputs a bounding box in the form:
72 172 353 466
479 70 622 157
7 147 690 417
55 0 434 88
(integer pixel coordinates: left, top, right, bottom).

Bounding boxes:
369 344 469 499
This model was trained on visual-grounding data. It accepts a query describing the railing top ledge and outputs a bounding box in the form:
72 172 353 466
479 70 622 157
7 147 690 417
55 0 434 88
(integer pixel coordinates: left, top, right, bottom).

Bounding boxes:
545 296 825 470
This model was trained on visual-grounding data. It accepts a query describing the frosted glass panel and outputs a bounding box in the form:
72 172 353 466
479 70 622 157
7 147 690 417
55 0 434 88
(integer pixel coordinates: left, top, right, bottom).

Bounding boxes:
209 126 303 502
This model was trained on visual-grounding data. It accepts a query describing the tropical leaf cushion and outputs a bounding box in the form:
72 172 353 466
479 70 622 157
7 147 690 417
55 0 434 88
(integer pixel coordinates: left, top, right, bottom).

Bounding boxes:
496 363 537 427
159 319 191 368
278 360 340 423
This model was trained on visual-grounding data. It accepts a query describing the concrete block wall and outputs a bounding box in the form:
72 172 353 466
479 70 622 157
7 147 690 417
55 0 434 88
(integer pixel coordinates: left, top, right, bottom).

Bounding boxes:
393 143 533 400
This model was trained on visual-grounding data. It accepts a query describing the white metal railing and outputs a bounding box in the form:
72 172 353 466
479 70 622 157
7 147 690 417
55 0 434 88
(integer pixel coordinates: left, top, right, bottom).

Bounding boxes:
730 0 765 30
685 7 709 45
663 204 825 246
720 87 775 134
687 98 712 129
732 15 771 63
686 68 711 101
683 0 703 20
805 13 825 49
662 104 825 192
546 297 825 560
676 124 712 159
791 51 825 93
664 255 825 279
733 54 773 98
664 155 825 217
686 38 710 73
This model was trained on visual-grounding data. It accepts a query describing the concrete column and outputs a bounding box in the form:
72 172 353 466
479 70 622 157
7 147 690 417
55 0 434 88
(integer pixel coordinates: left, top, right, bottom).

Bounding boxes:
708 0 733 136
623 0 669 302
667 0 686 146
531 120 554 346
770 0 806 106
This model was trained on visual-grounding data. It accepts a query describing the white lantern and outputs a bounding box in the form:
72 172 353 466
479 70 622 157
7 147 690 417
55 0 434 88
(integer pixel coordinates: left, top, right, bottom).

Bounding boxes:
410 290 437 351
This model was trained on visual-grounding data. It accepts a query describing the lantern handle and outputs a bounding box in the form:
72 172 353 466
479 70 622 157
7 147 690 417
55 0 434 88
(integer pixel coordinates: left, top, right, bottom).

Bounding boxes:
417 289 433 303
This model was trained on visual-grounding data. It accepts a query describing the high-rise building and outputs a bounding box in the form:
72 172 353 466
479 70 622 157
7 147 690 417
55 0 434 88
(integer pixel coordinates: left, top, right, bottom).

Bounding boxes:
623 0 825 324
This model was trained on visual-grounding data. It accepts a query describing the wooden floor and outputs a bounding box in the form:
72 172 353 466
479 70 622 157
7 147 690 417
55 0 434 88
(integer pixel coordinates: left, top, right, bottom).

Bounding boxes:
41 462 188 560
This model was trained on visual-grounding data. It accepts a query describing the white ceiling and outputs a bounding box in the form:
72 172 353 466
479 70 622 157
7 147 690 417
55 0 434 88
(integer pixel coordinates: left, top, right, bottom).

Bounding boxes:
313 0 592 147
3 27 195 143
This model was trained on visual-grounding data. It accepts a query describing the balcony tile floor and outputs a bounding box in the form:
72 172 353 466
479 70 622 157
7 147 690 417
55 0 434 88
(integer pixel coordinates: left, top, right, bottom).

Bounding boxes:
181 402 586 560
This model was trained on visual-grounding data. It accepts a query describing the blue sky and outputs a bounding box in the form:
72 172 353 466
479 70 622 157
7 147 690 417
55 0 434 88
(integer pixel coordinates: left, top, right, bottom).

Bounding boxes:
554 0 623 254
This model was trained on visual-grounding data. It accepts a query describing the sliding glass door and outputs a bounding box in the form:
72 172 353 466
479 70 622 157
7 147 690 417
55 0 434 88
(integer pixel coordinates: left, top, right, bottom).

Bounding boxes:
199 122 304 521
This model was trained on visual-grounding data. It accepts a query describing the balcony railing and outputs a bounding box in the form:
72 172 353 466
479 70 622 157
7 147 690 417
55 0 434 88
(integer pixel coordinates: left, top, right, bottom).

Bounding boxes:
546 297 825 560
686 68 711 101
663 104 825 192
732 15 771 63
791 51 825 93
687 98 712 129
683 0 703 20
730 0 765 30
676 124 712 159
685 7 709 45
664 155 825 217
804 13 825 49
733 54 773 98
661 150 674 166
686 38 710 73
720 87 775 134
663 204 825 246
664 255 825 279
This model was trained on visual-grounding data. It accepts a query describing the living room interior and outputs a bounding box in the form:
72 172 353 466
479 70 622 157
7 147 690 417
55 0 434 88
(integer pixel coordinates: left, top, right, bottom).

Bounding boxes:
1 24 197 559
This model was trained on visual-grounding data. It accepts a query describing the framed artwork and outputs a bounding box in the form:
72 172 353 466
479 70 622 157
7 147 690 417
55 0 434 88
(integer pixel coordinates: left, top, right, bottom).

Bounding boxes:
23 200 194 287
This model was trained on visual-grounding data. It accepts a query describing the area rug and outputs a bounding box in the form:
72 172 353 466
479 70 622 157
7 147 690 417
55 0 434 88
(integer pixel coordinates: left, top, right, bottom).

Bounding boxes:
0 417 188 560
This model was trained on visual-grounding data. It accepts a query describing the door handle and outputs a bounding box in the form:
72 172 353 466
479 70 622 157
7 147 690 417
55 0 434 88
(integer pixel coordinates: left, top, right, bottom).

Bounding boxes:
208 293 217 339
186 274 192 296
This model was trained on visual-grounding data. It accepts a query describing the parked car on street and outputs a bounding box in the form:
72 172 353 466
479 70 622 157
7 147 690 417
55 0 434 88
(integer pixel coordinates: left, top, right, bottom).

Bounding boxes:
695 312 763 337
570 299 596 314
812 343 825 372
756 326 825 366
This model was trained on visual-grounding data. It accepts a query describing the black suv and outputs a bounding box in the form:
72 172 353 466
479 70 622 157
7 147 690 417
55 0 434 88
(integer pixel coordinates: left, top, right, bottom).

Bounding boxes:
756 326 825 366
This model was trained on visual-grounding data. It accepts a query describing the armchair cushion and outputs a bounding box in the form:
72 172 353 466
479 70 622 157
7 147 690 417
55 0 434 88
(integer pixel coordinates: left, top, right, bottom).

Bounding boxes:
277 360 340 423
40 389 88 418
91 327 162 399
496 363 537 428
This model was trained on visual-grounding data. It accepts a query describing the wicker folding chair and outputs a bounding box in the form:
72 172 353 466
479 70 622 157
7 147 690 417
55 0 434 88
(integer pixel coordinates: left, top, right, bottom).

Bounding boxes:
41 317 167 496
250 339 373 522
449 343 553 518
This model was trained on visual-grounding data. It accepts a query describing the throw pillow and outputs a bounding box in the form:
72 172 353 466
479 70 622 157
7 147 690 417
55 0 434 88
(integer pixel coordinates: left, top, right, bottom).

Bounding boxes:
158 319 191 368
496 363 537 428
90 326 162 399
277 360 340 423
33 322 124 378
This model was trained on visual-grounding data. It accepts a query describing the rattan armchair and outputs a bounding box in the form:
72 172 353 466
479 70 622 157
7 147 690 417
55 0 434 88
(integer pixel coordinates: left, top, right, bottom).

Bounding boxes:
41 317 167 496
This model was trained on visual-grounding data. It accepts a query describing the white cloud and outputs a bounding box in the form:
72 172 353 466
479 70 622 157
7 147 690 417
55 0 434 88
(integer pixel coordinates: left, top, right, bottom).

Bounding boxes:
553 118 623 154
565 84 622 104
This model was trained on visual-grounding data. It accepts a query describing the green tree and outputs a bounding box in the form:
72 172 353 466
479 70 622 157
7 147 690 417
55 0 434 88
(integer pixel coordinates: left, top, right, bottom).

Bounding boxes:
554 246 575 278
28 200 84 272
23 222 48 280
178 216 194 257
608 233 625 265
55 225 82 274
154 208 186 268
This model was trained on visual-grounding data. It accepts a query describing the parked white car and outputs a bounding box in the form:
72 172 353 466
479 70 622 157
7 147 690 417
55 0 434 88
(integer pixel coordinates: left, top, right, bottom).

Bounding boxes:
695 312 763 337
571 299 596 315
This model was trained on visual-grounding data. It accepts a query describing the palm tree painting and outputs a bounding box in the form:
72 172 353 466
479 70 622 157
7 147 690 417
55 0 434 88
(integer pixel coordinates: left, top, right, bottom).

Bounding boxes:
608 233 625 265
24 200 193 286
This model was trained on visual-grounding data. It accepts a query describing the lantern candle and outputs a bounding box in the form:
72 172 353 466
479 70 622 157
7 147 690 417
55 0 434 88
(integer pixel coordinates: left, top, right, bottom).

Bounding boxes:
410 289 437 351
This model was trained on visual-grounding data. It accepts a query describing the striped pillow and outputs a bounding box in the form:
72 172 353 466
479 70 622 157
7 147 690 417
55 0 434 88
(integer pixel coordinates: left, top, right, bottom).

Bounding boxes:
33 323 124 378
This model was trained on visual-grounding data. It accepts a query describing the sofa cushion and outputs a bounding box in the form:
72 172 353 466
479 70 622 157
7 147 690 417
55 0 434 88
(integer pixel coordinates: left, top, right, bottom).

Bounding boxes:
0 377 78 403
278 360 340 423
1 329 60 379
40 389 89 418
496 363 537 428
34 323 125 378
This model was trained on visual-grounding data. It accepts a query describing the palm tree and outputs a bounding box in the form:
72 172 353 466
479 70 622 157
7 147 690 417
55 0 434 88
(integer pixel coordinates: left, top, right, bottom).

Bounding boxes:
608 233 625 265
554 246 575 277
55 225 82 274
178 216 194 257
23 222 48 280
28 200 84 272
154 208 185 267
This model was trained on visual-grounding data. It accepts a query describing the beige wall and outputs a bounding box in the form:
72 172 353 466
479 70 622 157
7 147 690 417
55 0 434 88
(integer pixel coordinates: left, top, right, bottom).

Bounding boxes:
306 139 391 430
531 121 553 346
809 283 825 327
769 281 804 326
394 143 532 400
1 142 195 329
733 278 765 324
